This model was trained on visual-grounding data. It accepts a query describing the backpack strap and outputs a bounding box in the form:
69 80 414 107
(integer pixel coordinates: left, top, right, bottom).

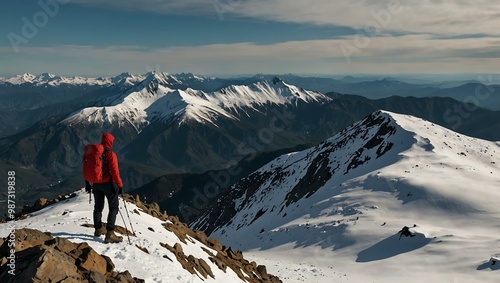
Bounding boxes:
102 148 111 164
102 148 113 183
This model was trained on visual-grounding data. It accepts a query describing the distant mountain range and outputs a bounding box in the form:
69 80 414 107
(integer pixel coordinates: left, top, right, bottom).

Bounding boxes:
1 72 500 214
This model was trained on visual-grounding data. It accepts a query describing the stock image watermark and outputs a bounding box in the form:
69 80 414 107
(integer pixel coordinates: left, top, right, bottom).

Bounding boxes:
443 74 498 130
340 0 403 63
180 107 297 222
6 171 16 276
7 0 70 53
212 0 242 21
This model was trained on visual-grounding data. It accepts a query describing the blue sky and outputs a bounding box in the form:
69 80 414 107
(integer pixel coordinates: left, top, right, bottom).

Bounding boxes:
1 0 499 77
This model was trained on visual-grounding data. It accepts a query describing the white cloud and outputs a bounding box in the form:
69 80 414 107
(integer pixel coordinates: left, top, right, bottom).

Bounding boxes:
69 0 500 36
236 0 500 37
3 34 500 76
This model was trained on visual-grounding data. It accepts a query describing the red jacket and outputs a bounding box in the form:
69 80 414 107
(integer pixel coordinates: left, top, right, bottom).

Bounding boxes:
96 133 123 188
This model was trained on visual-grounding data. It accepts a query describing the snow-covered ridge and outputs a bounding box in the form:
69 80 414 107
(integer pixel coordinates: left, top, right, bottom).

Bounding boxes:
0 190 281 282
0 72 215 87
62 73 331 128
215 77 327 109
193 110 500 282
0 72 146 87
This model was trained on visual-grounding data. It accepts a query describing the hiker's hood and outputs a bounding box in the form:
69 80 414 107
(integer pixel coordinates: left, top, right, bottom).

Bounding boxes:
101 133 114 149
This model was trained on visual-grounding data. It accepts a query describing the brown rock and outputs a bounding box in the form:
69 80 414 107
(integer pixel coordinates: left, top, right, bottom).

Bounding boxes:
46 237 78 254
164 223 188 243
256 265 269 279
102 255 115 273
79 247 107 275
173 243 182 253
114 270 136 283
150 202 160 212
209 255 227 272
19 246 81 283
135 244 149 254
243 262 254 274
226 247 243 261
33 198 48 211
198 258 214 278
0 228 145 283
0 228 52 253
194 230 207 244
89 269 107 283
207 238 222 251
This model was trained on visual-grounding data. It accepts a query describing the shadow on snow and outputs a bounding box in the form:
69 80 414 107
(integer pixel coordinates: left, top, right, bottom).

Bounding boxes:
356 232 432 262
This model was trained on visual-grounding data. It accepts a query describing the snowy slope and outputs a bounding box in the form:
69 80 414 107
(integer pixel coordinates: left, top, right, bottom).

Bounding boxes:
62 73 330 128
194 110 500 283
0 189 266 283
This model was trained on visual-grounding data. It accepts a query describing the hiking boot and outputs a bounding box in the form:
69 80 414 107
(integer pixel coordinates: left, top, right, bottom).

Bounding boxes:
104 230 123 244
94 226 106 237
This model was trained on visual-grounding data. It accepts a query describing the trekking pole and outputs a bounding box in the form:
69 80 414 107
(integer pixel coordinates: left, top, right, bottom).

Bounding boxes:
89 192 92 204
120 191 136 236
118 207 131 245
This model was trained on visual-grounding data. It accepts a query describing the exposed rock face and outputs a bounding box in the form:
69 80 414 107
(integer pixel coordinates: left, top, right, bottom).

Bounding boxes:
192 111 402 235
0 228 144 283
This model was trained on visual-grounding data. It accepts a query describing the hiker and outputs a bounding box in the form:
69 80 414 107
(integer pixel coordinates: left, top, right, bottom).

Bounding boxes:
85 132 124 243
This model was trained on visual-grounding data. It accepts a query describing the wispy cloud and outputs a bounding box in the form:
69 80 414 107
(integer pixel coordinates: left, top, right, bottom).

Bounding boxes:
240 0 500 36
69 0 500 37
2 34 499 76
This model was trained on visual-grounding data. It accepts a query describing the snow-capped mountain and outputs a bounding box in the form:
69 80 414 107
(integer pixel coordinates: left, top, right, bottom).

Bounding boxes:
0 72 145 87
4 70 500 222
193 110 500 282
0 190 281 282
62 72 330 129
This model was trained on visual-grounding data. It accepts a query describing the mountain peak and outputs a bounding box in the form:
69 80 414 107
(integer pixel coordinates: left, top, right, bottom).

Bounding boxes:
63 76 331 129
195 109 500 234
271 76 282 84
192 110 500 282
38 72 56 79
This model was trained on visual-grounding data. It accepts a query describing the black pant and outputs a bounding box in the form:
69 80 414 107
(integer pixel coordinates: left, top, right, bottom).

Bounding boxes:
93 182 119 231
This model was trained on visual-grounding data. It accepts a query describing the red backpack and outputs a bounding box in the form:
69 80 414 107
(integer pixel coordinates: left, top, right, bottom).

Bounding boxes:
82 144 107 183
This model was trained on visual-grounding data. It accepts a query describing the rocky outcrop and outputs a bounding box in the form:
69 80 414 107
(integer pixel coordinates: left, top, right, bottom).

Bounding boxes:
0 228 144 283
3 192 282 282
160 242 215 279
124 193 282 283
163 213 282 283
